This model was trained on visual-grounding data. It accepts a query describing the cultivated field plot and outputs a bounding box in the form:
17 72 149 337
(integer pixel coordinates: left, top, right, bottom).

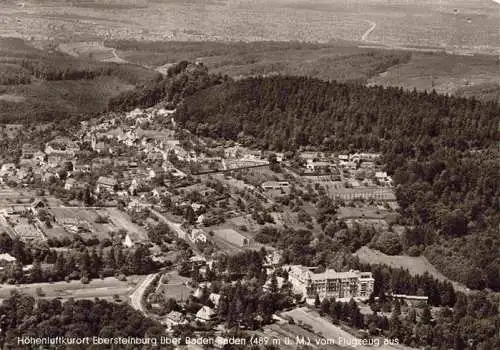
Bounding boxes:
0 275 145 302
326 186 396 201
354 246 470 293
47 207 148 242
0 185 36 205
337 206 392 220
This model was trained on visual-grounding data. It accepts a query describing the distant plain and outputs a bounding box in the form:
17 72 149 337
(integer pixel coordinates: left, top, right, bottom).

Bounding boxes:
1 0 498 54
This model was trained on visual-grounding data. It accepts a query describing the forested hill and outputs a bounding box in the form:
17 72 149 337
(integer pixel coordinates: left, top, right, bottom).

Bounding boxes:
174 76 500 291
175 76 498 151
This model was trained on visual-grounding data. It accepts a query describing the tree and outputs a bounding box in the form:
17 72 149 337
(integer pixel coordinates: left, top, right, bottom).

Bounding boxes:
314 293 321 308
421 304 432 325
30 259 43 283
184 206 196 225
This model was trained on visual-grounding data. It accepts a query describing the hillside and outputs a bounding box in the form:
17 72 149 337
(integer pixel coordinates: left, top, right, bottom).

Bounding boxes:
103 40 500 102
173 75 500 290
0 38 158 123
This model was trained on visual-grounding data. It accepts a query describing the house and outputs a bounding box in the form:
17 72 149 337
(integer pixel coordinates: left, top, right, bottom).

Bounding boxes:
375 171 393 185
113 159 130 168
161 311 188 328
148 167 165 179
340 160 357 170
93 141 108 154
263 276 285 292
0 253 17 267
265 250 282 266
33 151 45 163
209 293 221 308
42 172 56 183
358 153 381 161
64 178 76 190
73 164 91 173
44 137 80 156
360 161 375 169
305 160 336 173
189 229 207 243
64 178 86 191
261 181 290 190
391 294 429 306
96 176 117 194
196 306 216 323
123 233 135 248
0 163 16 175
151 186 170 199
30 199 46 212
21 144 39 158
1 124 23 138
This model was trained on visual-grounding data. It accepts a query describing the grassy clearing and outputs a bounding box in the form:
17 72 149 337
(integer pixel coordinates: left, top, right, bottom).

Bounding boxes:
354 246 470 293
0 275 145 301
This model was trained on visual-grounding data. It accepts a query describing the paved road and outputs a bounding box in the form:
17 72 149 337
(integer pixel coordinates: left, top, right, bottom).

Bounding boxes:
129 273 158 315
361 20 377 41
149 208 187 240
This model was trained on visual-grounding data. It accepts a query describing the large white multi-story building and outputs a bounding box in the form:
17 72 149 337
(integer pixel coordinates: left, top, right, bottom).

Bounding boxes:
285 265 374 302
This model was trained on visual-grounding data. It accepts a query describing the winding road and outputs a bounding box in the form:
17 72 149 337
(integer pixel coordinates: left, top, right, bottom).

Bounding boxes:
361 20 377 41
129 273 159 315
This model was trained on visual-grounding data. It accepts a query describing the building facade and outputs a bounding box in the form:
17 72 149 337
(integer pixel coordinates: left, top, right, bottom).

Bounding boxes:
286 265 374 302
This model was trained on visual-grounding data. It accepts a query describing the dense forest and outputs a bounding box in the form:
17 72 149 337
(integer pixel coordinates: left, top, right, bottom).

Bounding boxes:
0 292 163 349
107 61 225 112
173 76 499 290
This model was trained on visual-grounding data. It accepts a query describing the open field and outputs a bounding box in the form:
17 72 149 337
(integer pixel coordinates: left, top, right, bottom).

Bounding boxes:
354 246 470 294
0 275 146 302
0 1 498 54
46 206 148 242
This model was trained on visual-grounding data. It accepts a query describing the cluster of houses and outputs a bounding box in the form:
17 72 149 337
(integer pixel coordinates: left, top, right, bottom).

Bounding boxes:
298 151 389 180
